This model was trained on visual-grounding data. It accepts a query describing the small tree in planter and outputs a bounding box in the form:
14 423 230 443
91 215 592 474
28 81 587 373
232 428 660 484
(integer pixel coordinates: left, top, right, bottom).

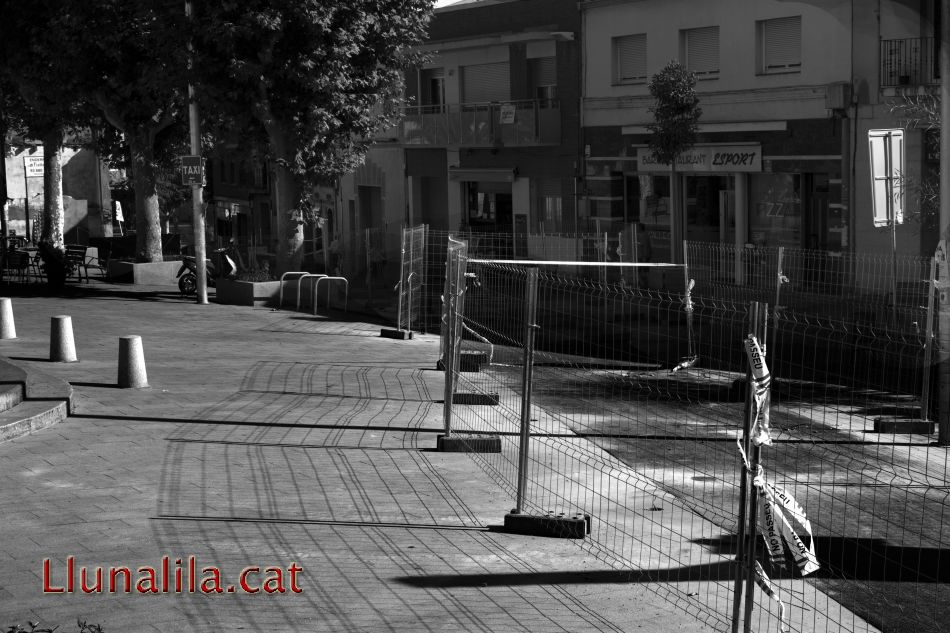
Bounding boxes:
647 61 702 264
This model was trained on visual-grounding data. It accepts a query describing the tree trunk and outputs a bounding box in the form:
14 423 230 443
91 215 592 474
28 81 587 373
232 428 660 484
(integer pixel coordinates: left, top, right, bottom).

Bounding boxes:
129 128 163 262
41 126 66 249
670 165 684 264
0 122 8 281
270 134 304 274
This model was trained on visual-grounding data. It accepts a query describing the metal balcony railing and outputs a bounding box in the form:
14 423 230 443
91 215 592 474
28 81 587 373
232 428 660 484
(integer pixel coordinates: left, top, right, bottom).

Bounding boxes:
880 37 939 88
397 99 561 147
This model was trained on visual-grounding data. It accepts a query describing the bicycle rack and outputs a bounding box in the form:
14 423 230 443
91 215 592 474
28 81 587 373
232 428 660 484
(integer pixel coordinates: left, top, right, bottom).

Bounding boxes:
277 272 309 310
296 274 327 311
313 276 349 316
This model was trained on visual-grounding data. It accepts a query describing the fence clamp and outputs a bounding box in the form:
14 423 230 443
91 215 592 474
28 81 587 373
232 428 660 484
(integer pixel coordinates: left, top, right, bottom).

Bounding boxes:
464 271 481 287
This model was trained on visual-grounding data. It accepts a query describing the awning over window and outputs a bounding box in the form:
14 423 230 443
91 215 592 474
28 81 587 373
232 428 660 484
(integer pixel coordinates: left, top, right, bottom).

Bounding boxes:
448 167 517 182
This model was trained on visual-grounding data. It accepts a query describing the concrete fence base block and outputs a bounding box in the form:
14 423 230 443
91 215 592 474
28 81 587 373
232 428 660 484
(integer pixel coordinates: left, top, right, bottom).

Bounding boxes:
503 512 590 539
50 315 77 362
0 298 15 339
379 328 413 340
458 351 487 372
451 392 500 406
872 417 934 434
118 335 148 389
436 434 501 453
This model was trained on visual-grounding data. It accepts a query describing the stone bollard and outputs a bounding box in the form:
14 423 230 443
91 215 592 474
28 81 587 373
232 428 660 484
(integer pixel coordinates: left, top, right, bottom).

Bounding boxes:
0 298 16 340
117 335 148 389
50 315 78 362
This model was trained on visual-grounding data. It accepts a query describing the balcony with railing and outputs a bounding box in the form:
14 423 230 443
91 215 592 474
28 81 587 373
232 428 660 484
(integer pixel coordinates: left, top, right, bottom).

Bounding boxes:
880 37 939 88
396 99 561 147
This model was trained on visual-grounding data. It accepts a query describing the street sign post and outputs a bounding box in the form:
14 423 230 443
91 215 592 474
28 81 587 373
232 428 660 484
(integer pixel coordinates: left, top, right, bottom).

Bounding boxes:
179 155 204 186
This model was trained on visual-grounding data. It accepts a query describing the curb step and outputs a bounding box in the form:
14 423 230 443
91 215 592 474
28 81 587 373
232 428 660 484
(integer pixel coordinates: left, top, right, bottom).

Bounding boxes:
0 400 69 444
0 382 25 414
0 356 74 443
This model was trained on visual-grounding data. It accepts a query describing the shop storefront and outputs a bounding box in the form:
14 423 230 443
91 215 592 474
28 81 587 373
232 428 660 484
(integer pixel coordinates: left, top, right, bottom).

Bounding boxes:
584 142 840 264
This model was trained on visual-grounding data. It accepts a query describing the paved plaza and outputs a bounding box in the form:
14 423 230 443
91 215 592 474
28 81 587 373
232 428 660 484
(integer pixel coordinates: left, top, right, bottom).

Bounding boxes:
0 282 710 633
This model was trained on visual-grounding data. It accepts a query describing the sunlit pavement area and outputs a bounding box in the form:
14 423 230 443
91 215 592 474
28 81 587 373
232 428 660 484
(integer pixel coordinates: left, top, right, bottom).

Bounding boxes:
0 281 710 633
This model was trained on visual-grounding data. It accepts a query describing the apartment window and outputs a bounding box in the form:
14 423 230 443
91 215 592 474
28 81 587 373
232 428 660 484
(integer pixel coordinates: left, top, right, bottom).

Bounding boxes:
528 56 557 105
420 68 445 111
758 16 801 74
613 34 647 84
682 26 719 79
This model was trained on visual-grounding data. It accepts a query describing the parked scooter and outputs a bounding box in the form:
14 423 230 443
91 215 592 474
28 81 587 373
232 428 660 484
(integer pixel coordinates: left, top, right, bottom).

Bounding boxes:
177 244 238 296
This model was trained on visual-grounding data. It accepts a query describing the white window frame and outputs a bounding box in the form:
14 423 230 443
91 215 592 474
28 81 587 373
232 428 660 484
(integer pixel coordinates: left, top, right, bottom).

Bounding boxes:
681 26 720 79
612 33 647 85
757 16 802 75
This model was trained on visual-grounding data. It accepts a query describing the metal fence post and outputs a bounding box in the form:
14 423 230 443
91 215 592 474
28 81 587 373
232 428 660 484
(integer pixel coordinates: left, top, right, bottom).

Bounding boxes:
396 227 407 331
923 257 937 423
442 244 458 438
514 266 540 515
732 301 767 633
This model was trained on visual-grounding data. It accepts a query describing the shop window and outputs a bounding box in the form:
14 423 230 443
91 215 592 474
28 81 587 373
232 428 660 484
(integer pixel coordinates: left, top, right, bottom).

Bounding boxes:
757 16 801 74
534 179 562 232
749 173 801 248
681 26 719 79
612 34 647 85
685 175 732 243
464 181 512 230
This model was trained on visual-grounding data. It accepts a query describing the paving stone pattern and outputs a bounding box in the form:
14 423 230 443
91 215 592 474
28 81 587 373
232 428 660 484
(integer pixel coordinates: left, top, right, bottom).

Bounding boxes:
0 284 709 633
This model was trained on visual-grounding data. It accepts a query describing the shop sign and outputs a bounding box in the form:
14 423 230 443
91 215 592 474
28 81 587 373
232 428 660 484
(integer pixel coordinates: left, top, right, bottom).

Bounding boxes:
23 156 44 178
636 145 762 173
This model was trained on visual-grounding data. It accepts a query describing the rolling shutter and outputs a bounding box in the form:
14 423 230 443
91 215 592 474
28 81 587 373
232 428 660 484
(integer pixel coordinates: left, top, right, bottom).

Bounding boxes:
685 26 719 77
763 16 802 70
461 62 510 103
615 34 647 82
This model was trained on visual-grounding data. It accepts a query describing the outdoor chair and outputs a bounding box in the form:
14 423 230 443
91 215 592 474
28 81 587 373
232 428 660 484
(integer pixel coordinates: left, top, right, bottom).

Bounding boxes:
3 250 32 283
84 246 109 279
64 244 89 282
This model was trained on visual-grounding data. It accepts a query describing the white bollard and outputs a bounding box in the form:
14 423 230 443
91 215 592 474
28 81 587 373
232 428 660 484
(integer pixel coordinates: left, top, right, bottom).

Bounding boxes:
50 315 77 362
0 298 16 340
117 335 148 389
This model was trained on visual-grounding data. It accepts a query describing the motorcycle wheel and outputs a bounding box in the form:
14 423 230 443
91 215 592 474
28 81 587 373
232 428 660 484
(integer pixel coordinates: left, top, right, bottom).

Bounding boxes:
178 272 197 296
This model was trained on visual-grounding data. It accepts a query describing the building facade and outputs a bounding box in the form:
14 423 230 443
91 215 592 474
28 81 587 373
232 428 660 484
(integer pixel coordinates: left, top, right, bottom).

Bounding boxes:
580 0 940 264
336 0 583 265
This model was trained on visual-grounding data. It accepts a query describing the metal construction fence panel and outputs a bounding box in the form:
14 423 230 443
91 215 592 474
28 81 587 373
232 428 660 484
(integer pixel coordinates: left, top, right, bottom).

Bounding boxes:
686 241 935 333
438 252 948 633
396 224 427 332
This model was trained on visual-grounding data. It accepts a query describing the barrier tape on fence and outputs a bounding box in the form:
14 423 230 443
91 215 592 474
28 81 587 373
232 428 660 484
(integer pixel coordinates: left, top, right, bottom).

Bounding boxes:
743 334 773 447
754 468 820 576
753 560 789 633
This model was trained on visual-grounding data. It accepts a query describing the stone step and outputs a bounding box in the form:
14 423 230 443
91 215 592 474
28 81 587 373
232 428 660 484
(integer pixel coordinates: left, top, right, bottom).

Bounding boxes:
0 382 24 414
0 399 69 444
0 356 74 443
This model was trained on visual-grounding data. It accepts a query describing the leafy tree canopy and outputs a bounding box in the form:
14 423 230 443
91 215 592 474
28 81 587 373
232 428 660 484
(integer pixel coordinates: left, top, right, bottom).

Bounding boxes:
647 60 702 166
191 0 433 187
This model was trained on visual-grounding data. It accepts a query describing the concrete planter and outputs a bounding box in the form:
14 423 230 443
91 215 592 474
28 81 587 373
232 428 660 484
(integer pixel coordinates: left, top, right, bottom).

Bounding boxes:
107 260 183 285
215 278 281 307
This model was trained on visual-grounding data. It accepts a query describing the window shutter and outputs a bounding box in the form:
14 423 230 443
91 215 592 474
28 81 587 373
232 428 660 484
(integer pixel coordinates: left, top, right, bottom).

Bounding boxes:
530 57 556 87
615 34 647 82
764 16 801 70
461 62 510 103
685 26 719 76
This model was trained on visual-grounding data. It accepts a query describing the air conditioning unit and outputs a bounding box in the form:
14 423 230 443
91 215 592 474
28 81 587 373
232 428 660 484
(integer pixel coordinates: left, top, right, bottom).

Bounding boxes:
825 82 852 110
